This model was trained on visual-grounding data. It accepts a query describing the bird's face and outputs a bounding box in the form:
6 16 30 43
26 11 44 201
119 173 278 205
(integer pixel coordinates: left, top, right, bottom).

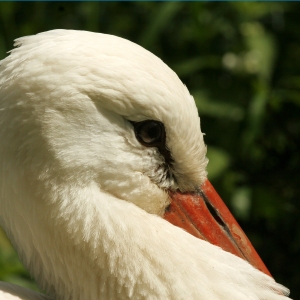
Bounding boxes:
0 30 207 216
0 30 269 277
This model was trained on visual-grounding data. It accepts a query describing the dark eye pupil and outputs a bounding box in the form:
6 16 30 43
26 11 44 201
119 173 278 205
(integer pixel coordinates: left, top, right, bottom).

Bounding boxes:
139 122 161 143
131 120 173 165
133 120 165 146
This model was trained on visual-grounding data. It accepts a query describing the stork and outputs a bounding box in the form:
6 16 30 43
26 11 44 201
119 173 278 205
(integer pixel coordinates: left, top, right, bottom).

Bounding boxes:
0 30 290 300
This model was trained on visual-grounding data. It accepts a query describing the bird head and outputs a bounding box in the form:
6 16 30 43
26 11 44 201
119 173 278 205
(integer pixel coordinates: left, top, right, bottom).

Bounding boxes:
0 30 270 283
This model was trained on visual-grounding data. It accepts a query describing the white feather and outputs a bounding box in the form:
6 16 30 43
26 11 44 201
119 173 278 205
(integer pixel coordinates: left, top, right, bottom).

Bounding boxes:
0 30 290 300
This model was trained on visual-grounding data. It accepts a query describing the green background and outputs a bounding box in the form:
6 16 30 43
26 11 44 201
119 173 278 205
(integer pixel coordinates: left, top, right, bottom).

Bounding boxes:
0 2 299 299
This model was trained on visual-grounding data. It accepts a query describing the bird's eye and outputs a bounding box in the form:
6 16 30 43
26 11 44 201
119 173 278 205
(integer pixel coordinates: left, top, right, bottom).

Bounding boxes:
132 120 165 147
131 120 173 165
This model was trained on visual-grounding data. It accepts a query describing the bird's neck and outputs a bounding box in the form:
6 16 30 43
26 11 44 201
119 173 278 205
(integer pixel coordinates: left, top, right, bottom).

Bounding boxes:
1 179 136 300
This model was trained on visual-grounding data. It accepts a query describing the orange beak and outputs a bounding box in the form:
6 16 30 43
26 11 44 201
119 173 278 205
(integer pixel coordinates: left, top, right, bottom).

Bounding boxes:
164 179 271 276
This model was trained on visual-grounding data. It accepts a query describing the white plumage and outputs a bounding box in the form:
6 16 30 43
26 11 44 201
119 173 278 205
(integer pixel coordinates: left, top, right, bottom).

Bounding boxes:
0 30 290 300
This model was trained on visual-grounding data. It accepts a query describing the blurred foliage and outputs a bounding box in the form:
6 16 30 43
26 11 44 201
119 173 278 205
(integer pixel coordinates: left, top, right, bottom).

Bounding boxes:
0 2 299 299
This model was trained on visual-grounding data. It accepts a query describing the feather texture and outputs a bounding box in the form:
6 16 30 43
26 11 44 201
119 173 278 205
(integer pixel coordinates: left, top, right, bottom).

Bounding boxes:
0 30 290 300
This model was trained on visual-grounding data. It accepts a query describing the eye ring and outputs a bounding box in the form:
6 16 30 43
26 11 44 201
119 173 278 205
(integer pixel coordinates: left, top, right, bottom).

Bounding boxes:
131 120 165 147
130 119 174 166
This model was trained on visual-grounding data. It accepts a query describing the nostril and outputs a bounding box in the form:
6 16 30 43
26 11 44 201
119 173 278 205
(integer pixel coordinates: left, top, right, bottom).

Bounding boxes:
204 198 226 229
165 203 171 213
